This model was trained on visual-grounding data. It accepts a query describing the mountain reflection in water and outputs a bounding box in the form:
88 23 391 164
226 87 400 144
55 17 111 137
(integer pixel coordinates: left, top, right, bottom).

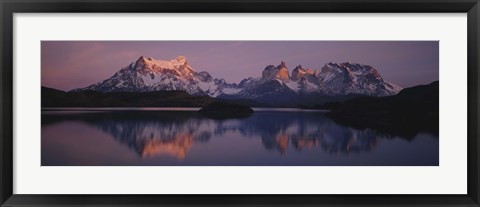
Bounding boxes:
41 110 438 166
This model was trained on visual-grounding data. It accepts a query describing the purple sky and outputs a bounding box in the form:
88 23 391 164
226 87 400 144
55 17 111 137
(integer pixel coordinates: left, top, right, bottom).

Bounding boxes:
41 41 438 91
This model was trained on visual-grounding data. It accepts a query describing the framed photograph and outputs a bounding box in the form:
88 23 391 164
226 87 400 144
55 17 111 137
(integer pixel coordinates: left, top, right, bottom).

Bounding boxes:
1 0 479 206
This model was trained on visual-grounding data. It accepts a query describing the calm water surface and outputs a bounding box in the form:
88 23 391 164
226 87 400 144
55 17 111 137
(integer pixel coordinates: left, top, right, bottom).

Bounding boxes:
41 108 438 166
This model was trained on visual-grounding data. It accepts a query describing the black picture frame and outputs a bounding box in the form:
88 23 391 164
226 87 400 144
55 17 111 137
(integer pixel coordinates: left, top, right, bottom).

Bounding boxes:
1 0 479 206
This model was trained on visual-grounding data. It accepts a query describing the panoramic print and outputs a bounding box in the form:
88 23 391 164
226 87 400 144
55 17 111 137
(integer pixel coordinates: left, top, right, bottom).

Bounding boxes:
41 41 439 166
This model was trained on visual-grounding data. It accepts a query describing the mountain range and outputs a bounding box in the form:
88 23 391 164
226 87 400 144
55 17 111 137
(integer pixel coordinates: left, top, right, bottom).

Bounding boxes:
72 56 402 106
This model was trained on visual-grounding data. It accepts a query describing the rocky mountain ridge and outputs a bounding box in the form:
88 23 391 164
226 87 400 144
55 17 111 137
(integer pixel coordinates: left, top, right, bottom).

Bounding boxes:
73 56 403 105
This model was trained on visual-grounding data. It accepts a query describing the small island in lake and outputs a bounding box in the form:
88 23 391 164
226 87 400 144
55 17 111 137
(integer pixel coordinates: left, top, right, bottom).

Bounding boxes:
198 101 254 119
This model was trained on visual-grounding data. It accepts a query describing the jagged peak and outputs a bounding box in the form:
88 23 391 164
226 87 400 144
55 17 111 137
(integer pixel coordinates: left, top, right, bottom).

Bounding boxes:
130 55 196 76
195 71 213 82
338 62 373 69
262 61 289 82
175 55 187 64
264 65 276 70
293 65 304 71
135 55 189 64
291 65 310 81
278 61 287 69
137 56 156 61
324 62 375 71
136 56 147 63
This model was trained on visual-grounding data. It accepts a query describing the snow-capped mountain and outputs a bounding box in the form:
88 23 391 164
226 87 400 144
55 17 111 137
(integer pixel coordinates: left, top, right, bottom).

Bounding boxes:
316 62 402 96
73 56 239 97
73 56 402 104
222 61 401 103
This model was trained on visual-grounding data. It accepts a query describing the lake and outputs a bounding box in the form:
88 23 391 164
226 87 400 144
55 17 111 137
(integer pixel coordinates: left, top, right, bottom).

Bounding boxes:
41 108 439 166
